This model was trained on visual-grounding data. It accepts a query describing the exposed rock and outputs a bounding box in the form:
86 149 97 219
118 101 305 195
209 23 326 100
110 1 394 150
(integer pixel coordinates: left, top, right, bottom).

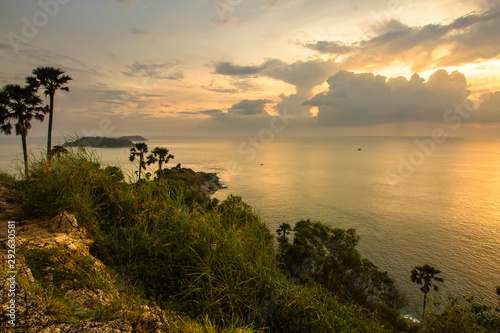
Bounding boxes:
65 288 116 311
38 319 133 333
117 305 172 331
48 211 79 234
0 205 175 333
14 211 93 253
199 172 227 194
0 280 54 333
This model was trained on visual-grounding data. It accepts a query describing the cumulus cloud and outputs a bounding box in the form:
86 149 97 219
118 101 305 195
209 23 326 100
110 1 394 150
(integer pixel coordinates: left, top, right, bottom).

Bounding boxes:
305 8 500 72
214 58 338 116
305 69 474 126
475 91 500 122
214 58 336 91
228 99 273 115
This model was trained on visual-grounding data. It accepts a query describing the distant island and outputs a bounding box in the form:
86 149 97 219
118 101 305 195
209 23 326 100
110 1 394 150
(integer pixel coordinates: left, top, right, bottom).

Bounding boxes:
119 135 148 141
64 136 135 148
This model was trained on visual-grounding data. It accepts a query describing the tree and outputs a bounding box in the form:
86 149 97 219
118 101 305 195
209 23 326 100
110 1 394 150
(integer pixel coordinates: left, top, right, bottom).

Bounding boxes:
410 264 444 321
0 84 46 176
129 142 148 181
49 145 69 159
277 219 406 310
146 147 174 186
27 66 72 156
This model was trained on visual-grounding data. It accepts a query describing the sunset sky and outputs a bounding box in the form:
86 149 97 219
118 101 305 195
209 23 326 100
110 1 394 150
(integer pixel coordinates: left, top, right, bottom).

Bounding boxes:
1 0 499 137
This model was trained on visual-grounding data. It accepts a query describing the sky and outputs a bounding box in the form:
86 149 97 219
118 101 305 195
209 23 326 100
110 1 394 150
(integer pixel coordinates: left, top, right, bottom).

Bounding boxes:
0 0 499 137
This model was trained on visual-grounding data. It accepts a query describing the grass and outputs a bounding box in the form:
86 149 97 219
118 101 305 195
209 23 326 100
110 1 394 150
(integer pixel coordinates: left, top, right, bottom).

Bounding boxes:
0 170 16 182
12 148 401 332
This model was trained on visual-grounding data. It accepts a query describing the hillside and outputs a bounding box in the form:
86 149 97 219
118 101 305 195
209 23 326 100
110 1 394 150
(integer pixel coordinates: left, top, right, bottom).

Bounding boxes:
2 151 498 332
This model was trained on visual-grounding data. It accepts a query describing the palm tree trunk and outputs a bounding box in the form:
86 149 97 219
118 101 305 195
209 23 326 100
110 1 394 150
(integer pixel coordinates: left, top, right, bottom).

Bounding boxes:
138 155 143 180
21 133 29 177
158 160 163 186
422 292 427 322
47 93 54 157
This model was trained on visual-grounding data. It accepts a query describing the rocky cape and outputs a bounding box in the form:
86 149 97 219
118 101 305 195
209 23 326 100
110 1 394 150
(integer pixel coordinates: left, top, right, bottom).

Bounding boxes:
161 167 227 195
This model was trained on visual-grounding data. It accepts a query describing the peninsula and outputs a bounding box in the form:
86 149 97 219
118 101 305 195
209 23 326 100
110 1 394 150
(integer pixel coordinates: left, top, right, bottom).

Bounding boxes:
64 136 135 148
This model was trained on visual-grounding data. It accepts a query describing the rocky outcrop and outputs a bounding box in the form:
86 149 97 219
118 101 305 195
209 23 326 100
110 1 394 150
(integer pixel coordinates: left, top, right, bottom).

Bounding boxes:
199 172 227 194
160 168 227 195
0 207 174 332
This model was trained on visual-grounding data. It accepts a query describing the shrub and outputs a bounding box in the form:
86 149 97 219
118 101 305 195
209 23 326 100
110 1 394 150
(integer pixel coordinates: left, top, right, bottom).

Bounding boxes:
277 219 407 310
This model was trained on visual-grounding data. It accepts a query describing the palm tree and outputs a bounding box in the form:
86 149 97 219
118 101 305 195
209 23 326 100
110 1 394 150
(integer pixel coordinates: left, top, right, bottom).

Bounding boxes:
49 145 69 159
146 147 174 186
27 66 72 156
0 84 46 176
410 264 444 321
129 142 148 181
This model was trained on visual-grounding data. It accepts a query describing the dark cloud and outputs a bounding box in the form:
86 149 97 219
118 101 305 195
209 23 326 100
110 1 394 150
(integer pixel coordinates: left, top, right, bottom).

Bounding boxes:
303 40 356 55
214 58 336 91
228 99 273 115
265 59 337 91
213 60 277 76
305 69 474 126
200 109 224 116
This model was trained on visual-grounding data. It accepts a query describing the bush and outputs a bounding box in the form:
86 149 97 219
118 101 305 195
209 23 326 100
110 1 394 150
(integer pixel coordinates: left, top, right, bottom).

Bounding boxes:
423 294 500 332
277 219 407 310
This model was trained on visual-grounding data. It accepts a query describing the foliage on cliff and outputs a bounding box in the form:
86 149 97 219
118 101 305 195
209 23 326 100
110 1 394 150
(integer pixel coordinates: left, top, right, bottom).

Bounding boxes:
6 148 403 331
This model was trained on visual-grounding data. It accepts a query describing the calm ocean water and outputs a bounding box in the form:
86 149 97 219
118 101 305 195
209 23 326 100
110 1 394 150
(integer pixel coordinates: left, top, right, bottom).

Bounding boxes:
1 135 499 317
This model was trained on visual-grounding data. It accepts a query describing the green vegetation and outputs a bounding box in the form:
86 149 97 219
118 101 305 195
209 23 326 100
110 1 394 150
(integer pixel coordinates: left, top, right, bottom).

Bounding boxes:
0 83 46 176
129 142 149 181
27 66 72 156
0 66 72 175
423 293 500 332
5 148 499 332
276 220 408 330
146 146 174 186
411 264 444 321
11 148 398 332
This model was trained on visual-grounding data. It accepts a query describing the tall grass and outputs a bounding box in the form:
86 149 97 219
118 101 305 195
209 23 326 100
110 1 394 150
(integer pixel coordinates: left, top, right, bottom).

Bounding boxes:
16 149 393 332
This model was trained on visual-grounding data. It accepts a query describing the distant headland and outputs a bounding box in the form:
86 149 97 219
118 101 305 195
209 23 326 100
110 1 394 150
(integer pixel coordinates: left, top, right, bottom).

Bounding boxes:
64 136 147 148
118 135 148 141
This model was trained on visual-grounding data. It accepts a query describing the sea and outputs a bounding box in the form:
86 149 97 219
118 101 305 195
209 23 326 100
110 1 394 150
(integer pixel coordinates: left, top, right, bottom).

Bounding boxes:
1 134 499 318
